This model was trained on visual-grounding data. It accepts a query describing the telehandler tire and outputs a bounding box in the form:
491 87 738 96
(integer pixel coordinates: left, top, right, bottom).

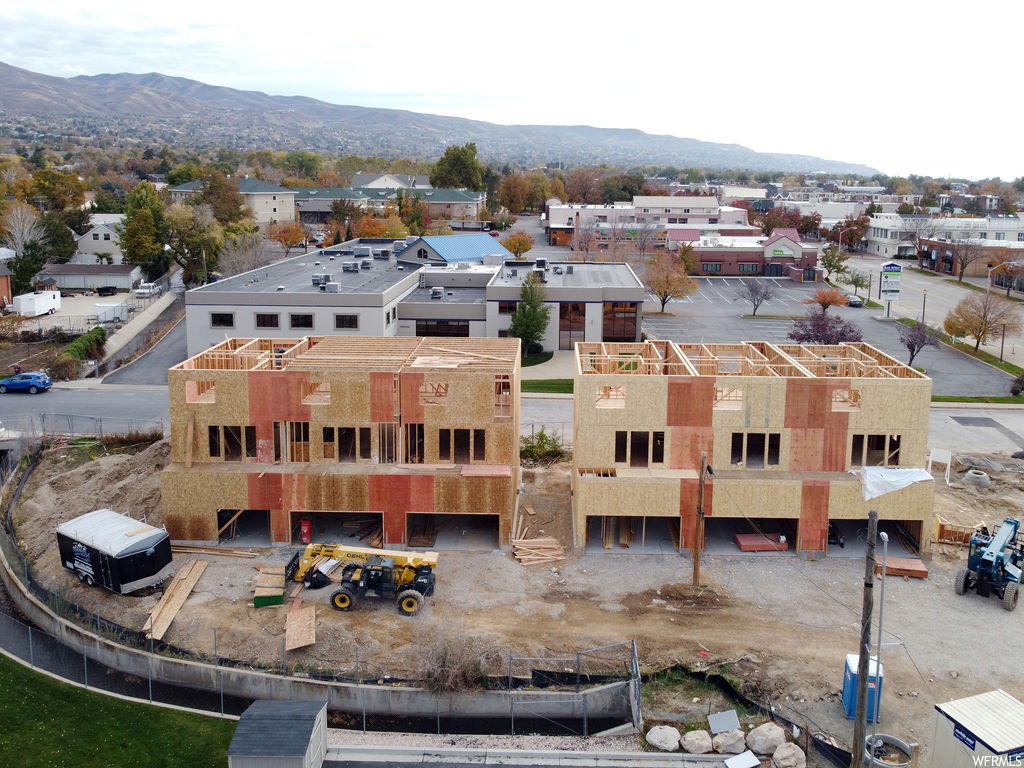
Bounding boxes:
1004 582 1019 612
397 590 423 616
954 567 969 595
331 586 356 611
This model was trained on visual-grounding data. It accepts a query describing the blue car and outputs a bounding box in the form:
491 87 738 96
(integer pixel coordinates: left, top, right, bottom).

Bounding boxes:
0 371 52 394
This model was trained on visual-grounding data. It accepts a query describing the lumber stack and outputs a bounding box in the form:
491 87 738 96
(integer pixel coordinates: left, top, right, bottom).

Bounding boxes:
513 536 566 564
144 559 207 640
171 545 255 558
253 565 286 607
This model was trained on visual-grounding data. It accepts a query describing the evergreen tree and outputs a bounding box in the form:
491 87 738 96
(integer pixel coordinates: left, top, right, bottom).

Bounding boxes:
508 272 551 357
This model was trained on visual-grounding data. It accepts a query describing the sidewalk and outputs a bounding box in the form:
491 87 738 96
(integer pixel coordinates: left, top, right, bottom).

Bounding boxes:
522 350 576 380
100 290 177 363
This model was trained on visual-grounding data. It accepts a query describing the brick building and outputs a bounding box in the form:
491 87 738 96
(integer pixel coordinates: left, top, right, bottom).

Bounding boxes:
161 336 521 548
572 341 934 557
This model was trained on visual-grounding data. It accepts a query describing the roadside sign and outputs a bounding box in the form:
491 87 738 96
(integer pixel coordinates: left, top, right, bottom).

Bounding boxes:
880 261 902 302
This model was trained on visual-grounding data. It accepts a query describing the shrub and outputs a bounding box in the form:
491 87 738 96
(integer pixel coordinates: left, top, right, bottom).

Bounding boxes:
520 428 571 465
415 633 489 694
1012 374 1024 397
49 354 79 381
62 326 107 360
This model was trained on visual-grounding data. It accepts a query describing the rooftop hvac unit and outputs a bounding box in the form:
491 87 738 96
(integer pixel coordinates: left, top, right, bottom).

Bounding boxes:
372 249 389 259
566 265 574 274
342 262 359 273
360 259 371 269
509 269 517 277
328 256 335 261
553 266 563 275
534 268 547 283
314 261 321 266
535 257 547 269
311 275 322 286
353 246 371 257
276 285 286 291
430 286 444 299
325 282 340 293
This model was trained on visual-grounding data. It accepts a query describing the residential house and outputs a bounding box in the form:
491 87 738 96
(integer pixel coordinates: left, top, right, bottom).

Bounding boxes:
161 336 521 547
169 179 295 224
571 341 934 557
75 213 125 264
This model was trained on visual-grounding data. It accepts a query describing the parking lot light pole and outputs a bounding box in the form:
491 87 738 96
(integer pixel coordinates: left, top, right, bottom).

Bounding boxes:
921 290 927 324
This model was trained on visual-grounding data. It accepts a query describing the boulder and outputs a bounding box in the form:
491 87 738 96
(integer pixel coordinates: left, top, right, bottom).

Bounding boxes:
713 728 747 754
746 721 786 754
681 729 713 754
645 725 680 752
773 741 807 768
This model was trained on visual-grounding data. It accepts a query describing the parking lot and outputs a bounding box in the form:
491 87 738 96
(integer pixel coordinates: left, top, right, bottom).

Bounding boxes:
642 277 1014 397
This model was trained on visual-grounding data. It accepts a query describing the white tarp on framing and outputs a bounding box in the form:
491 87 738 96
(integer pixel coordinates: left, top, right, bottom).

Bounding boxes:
849 467 933 501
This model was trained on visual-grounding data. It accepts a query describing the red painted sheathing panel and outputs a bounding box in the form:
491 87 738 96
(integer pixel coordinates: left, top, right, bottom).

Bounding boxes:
679 477 714 550
785 379 851 471
669 426 714 470
248 473 282 510
400 372 424 424
247 371 312 424
368 474 435 546
666 378 715 428
370 372 395 423
798 481 830 553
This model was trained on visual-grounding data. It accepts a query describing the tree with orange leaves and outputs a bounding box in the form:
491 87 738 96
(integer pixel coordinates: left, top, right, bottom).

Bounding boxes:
802 286 848 314
266 220 307 256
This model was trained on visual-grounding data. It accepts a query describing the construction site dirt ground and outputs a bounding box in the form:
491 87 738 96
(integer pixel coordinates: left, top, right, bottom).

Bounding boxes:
8 439 1024 761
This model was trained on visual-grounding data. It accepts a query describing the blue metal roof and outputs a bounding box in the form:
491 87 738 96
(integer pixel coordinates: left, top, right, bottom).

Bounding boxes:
417 234 512 263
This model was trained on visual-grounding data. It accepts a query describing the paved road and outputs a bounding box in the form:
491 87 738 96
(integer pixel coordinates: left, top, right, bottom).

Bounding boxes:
103 320 187 386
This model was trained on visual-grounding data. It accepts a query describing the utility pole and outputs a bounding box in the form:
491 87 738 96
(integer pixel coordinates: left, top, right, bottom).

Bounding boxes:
692 451 708 586
850 510 879 768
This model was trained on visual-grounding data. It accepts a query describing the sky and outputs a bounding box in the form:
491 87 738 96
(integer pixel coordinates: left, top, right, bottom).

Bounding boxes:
1 0 1021 180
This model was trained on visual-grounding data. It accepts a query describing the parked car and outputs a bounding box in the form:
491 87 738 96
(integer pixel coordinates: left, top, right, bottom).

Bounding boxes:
96 286 118 297
845 294 864 307
0 371 52 394
489 231 500 238
134 282 161 298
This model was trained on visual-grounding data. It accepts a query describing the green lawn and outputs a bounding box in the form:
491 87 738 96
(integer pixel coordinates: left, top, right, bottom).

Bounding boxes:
521 379 573 394
0 655 235 768
522 351 554 367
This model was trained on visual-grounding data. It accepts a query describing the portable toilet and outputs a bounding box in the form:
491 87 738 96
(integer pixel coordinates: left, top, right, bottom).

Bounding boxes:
931 689 1024 768
842 654 883 723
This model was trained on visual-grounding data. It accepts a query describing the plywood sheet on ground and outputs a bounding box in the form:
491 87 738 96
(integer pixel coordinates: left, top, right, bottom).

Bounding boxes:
144 559 207 640
875 557 928 579
734 533 788 552
285 605 316 650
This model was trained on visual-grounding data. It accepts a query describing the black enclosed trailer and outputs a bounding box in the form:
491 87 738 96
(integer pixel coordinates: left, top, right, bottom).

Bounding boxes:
57 509 173 594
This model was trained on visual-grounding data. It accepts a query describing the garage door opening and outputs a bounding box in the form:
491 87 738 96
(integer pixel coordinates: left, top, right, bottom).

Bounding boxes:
407 513 498 551
217 509 270 546
827 518 922 560
288 511 383 547
702 517 798 556
584 515 680 554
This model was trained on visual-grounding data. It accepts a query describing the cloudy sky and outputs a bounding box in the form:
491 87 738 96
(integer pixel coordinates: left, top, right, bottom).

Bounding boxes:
2 1 1020 180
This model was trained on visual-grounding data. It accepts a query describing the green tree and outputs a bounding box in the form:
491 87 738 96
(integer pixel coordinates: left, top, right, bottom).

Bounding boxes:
498 173 530 215
430 143 486 191
508 272 550 356
121 207 164 277
10 240 47 294
284 151 321 179
818 245 849 282
31 169 86 211
90 188 124 214
166 163 202 187
38 212 76 263
165 204 223 284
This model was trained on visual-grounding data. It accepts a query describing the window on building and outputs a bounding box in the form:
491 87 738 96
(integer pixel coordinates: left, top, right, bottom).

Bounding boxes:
831 388 862 412
256 313 279 329
92 233 99 240
473 429 486 461
185 380 216 404
668 218 677 224
417 247 429 259
652 431 665 464
595 385 626 408
730 432 781 468
340 427 359 462
301 381 330 405
453 429 471 463
714 387 743 410
210 312 234 328
709 218 718 224
405 423 424 463
208 426 221 458
614 431 628 463
419 381 449 405
223 426 243 461
494 375 512 418
1018 233 1024 242
244 426 256 459
498 301 517 315
323 427 335 459
978 232 987 240
415 320 469 337
630 431 649 467
703 262 722 273
288 422 310 462
603 302 637 343
996 232 1005 241
738 263 758 273
290 314 314 330
438 429 451 461
335 314 358 330
378 423 398 463
851 433 900 467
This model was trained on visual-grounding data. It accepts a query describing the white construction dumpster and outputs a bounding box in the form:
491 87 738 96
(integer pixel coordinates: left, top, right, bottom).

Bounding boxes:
932 689 1024 767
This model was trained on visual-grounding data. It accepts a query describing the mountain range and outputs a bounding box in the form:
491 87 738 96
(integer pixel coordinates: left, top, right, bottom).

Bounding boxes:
0 61 879 175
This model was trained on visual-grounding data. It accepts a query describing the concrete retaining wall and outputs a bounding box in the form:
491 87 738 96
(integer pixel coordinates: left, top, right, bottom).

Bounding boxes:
0 528 630 721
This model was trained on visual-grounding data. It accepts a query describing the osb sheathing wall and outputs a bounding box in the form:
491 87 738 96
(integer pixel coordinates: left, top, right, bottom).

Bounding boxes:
572 341 934 554
162 337 521 545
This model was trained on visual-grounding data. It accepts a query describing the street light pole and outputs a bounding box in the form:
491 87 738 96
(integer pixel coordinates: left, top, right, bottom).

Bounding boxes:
921 290 927 324
870 531 890 759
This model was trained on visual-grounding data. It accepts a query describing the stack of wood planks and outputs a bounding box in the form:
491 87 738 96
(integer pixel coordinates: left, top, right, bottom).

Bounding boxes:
143 559 207 640
511 508 564 564
171 545 255 558
408 519 440 548
253 565 286 607
285 598 316 650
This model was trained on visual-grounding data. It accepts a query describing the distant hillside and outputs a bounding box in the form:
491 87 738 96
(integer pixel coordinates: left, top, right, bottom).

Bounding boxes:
0 61 879 175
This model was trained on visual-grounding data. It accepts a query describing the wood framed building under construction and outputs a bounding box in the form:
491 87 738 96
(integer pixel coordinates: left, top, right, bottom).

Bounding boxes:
161 336 521 548
572 341 934 558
